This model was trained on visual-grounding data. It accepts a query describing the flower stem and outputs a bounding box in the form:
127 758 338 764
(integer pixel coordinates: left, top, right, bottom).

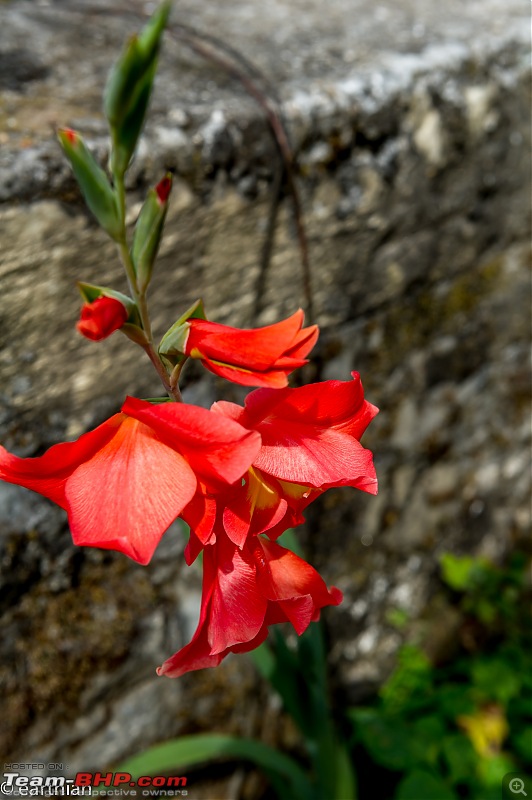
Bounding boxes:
114 174 182 402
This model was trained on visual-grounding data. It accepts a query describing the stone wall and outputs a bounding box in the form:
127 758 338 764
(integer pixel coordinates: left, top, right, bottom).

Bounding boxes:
0 0 529 788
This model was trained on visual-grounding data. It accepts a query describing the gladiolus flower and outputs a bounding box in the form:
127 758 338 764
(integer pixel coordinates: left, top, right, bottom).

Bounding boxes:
77 296 129 341
182 309 318 388
158 529 342 678
0 397 261 564
208 372 378 548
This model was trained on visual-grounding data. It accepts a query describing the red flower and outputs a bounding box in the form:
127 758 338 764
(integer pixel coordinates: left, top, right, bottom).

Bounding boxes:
206 372 378 548
77 296 128 341
183 309 318 388
158 529 342 678
0 397 260 565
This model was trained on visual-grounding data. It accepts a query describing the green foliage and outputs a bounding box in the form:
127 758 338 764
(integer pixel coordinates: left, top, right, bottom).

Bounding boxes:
114 734 314 800
349 551 532 800
252 621 357 800
440 551 528 631
395 770 458 800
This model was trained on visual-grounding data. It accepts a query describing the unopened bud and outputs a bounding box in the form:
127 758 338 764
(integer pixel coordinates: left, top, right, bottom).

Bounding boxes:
104 2 171 177
131 173 172 293
77 296 128 341
58 128 122 241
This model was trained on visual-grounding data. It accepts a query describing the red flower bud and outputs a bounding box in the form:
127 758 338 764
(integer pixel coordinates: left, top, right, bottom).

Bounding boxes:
77 296 128 341
62 127 78 144
155 175 172 204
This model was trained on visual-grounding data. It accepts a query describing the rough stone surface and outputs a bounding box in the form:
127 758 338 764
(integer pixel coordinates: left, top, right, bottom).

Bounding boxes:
0 0 530 789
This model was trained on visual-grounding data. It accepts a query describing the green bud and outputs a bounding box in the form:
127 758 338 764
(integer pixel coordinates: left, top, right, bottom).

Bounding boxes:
110 61 157 179
131 174 172 293
58 129 122 241
104 1 172 177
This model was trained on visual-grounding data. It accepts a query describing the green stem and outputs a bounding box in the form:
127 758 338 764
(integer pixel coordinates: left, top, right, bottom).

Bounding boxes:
142 344 183 402
114 174 182 403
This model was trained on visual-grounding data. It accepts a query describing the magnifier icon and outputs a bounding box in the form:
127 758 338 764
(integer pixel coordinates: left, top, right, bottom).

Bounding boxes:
510 778 528 796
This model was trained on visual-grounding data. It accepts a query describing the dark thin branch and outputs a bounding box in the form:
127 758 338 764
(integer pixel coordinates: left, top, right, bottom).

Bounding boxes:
253 162 285 321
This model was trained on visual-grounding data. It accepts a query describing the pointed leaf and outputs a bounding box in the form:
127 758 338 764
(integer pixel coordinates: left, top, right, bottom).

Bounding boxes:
158 299 206 357
114 734 315 800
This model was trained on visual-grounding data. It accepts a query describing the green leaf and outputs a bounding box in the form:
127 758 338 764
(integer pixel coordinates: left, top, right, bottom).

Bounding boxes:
471 658 521 704
331 742 357 800
409 716 447 767
440 553 478 591
477 753 516 787
252 629 312 738
58 129 122 241
395 770 458 800
350 709 414 771
158 299 206 361
114 734 314 800
441 734 478 783
137 1 172 56
380 645 432 714
386 607 410 629
511 727 532 765
277 528 305 559
77 281 132 308
436 685 475 720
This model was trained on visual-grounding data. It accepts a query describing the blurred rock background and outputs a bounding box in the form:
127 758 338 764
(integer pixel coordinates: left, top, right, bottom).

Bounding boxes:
0 0 529 796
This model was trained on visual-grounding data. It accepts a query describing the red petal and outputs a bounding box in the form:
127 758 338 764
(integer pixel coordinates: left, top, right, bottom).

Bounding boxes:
122 396 261 485
283 324 319 360
277 596 316 635
211 400 246 423
240 376 378 492
181 485 217 546
199 357 291 388
157 552 220 677
206 535 268 653
77 297 128 341
66 417 197 564
158 534 268 677
184 529 207 566
186 310 310 371
254 537 342 606
0 414 126 508
243 372 377 434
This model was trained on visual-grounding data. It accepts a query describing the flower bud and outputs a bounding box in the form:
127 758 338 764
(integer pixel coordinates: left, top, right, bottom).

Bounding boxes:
77 296 129 341
131 173 172 293
104 1 171 177
58 128 122 241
